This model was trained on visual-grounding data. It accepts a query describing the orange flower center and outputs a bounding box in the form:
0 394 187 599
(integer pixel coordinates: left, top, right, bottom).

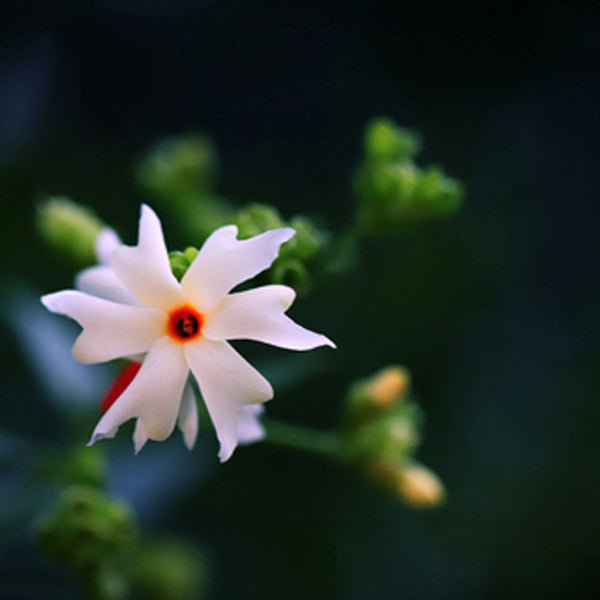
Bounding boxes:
167 305 204 342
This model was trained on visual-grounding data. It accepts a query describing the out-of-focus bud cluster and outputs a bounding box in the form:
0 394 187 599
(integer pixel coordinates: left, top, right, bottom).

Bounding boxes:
354 118 464 233
339 366 445 508
136 134 217 201
36 485 137 569
36 482 211 600
136 136 329 293
126 539 210 600
38 445 107 489
136 134 232 240
233 203 328 294
36 197 106 266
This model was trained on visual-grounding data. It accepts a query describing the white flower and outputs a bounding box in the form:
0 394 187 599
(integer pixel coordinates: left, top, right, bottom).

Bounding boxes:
42 205 335 461
79 225 268 452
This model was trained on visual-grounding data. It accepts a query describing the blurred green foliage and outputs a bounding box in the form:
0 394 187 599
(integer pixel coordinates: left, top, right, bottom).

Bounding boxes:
36 197 107 267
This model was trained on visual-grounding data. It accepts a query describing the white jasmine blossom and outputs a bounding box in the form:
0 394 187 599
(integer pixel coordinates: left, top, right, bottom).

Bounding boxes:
42 205 335 461
81 226 268 452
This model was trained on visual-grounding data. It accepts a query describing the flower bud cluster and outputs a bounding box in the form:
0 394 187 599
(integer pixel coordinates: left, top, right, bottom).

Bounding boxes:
340 366 445 508
36 485 136 569
233 203 327 293
126 539 210 600
136 134 217 200
136 134 232 240
37 197 106 266
36 483 211 599
354 118 464 233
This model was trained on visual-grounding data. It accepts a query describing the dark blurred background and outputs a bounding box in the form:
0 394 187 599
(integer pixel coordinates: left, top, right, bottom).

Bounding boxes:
1 1 599 599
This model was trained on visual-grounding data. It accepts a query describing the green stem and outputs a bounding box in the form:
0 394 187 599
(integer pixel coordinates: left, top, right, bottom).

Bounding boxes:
261 418 342 459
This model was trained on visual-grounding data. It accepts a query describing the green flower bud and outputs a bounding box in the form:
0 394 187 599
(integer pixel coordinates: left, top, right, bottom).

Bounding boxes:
137 135 234 240
233 204 328 293
136 134 217 201
37 197 105 266
287 215 323 262
365 118 421 162
341 408 421 464
36 486 137 568
412 166 464 218
270 258 311 291
354 118 465 233
234 203 286 238
126 539 210 600
169 247 198 281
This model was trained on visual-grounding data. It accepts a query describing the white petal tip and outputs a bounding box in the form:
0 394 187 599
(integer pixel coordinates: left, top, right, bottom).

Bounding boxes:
86 433 104 447
218 444 236 463
183 432 197 451
95 228 122 263
88 425 118 447
277 227 296 243
133 420 149 454
40 293 59 311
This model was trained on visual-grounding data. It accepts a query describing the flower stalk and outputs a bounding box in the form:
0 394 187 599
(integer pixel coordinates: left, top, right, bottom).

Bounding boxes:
261 417 341 459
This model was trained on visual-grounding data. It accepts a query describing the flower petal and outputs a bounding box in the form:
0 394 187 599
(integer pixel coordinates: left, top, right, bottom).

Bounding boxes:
177 382 198 450
41 290 166 364
95 228 122 265
110 205 183 309
133 419 148 454
76 265 140 305
181 225 295 310
89 336 189 446
203 284 336 350
184 339 273 462
237 404 265 445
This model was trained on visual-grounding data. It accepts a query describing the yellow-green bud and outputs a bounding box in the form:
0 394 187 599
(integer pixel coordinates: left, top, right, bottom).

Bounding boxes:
368 460 445 508
37 197 105 266
396 462 446 509
365 366 411 408
345 366 412 423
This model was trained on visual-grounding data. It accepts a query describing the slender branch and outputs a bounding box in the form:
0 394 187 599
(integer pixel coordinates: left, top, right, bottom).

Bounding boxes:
261 418 341 459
